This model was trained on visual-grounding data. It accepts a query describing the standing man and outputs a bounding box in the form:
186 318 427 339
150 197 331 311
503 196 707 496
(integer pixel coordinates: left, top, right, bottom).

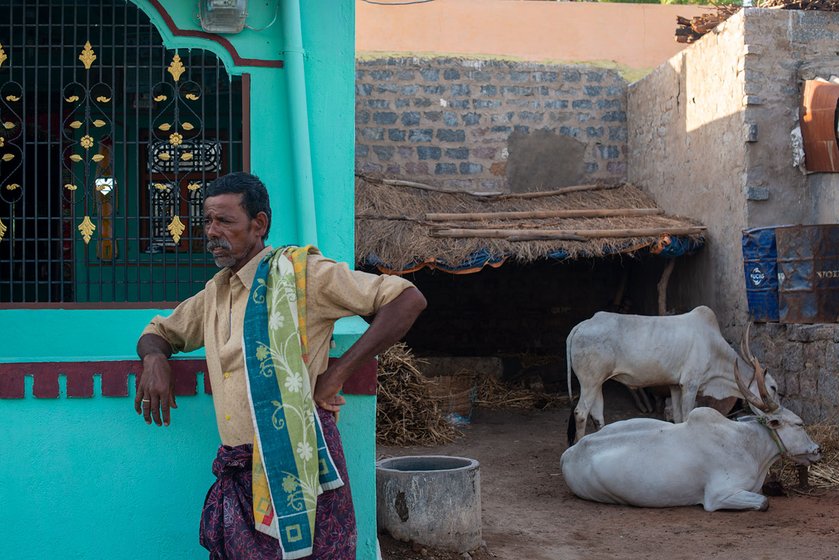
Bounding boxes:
135 172 426 559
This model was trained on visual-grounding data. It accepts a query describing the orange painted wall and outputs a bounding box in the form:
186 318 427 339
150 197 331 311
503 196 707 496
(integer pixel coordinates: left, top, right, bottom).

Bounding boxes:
356 0 709 72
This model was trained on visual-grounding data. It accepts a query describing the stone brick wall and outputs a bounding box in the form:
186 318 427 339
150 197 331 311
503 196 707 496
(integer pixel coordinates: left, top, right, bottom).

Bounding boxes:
356 57 628 193
754 323 839 423
627 14 750 337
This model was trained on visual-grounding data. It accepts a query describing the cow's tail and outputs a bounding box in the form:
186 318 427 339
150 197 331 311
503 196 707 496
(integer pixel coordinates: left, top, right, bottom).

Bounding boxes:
566 323 580 446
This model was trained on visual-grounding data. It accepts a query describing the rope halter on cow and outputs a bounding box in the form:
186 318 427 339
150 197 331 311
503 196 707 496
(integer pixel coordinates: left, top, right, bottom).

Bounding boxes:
755 415 788 456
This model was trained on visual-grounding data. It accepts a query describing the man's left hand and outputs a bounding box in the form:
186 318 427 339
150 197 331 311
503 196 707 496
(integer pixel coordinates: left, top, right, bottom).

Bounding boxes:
313 367 347 413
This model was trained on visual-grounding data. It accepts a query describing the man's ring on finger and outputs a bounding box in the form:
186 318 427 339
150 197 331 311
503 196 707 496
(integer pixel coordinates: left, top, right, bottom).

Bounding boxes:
141 398 151 403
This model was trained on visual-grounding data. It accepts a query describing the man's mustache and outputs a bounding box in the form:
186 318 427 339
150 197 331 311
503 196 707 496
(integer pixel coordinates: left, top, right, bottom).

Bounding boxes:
207 239 232 251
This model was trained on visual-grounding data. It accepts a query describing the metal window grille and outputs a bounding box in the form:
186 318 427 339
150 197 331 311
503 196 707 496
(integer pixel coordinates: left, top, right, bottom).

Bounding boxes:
0 0 244 304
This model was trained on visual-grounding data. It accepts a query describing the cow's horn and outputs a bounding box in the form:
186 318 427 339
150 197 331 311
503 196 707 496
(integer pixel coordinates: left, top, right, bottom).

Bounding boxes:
734 359 769 412
742 323 779 412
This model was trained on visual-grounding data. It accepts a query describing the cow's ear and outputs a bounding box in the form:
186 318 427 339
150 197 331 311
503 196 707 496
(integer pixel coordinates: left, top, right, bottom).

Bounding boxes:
768 418 782 429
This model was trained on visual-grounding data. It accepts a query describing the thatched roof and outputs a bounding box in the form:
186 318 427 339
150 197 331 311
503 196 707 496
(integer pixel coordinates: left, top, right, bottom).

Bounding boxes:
355 175 706 274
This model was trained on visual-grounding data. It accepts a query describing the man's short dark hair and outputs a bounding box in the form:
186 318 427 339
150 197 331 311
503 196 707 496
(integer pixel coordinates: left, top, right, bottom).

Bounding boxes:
206 172 272 240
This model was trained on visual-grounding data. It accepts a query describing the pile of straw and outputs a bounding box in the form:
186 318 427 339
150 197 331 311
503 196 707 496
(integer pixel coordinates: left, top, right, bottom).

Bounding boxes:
376 343 461 446
475 375 572 410
356 176 704 271
772 422 839 494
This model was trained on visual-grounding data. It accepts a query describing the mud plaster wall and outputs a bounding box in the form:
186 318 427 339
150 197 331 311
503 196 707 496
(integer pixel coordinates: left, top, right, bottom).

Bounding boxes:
741 9 839 227
355 57 627 193
630 9 839 419
628 13 749 337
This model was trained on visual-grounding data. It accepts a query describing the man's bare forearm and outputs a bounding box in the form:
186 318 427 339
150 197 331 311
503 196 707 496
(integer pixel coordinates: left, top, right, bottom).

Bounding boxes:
331 287 427 383
137 333 173 360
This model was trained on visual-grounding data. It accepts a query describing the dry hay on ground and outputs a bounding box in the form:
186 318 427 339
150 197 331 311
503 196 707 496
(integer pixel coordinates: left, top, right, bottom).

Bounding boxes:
376 343 461 446
475 375 572 410
356 177 703 270
773 421 839 494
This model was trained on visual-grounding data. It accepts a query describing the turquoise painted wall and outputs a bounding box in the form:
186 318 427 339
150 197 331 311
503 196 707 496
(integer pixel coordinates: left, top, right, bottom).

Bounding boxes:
1 0 370 558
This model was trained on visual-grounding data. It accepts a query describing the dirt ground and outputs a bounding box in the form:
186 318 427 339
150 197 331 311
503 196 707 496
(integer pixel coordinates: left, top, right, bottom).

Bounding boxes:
377 385 839 560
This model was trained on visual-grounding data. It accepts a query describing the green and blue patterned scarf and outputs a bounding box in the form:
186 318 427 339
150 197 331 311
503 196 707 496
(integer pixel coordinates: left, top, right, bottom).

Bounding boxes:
243 246 343 559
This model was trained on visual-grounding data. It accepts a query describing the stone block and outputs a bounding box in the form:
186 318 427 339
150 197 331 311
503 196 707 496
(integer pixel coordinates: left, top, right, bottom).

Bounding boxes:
473 99 501 109
462 113 481 126
356 83 373 97
597 99 622 110
559 126 581 137
435 163 457 175
443 112 459 126
412 98 433 108
401 112 421 126
423 85 445 95
385 164 400 175
562 69 581 82
585 162 599 173
408 129 433 143
367 99 390 109
459 162 483 175
544 100 568 109
789 324 838 342
395 99 411 108
387 129 406 142
397 70 416 80
376 83 399 94
782 342 804 372
586 127 604 138
510 71 530 83
356 144 369 158
473 147 497 159
400 85 419 96
443 69 461 80
602 111 627 122
437 129 466 142
358 161 382 174
513 125 530 135
608 127 628 142
597 145 621 159
373 112 398 125
356 110 370 125
585 71 604 83
417 146 442 160
359 127 384 141
445 147 469 160
572 99 592 110
799 367 819 398
585 86 603 96
519 111 544 123
451 84 471 96
420 68 439 81
371 70 393 80
404 161 430 175
373 146 394 161
534 71 558 82
448 99 470 109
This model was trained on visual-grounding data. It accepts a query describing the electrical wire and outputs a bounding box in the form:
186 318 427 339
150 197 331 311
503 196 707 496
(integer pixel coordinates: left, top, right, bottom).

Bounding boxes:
245 0 280 32
361 0 436 5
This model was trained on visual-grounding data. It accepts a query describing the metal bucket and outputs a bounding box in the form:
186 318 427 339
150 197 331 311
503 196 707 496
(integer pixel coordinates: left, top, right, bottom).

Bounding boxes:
776 224 839 324
742 227 781 322
376 455 481 553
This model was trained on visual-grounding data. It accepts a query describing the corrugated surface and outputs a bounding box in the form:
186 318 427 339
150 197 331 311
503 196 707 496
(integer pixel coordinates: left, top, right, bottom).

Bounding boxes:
800 80 839 173
776 225 839 324
742 227 780 322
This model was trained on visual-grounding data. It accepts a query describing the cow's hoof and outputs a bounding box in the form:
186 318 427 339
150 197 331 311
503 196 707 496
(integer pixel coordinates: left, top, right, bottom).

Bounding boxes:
758 498 769 512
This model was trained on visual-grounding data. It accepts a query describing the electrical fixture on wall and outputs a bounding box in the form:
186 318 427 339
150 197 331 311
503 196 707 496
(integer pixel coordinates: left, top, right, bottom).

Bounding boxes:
198 0 248 34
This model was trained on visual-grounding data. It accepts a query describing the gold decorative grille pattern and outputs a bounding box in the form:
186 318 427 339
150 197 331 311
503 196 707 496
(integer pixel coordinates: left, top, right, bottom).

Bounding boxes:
0 1 244 304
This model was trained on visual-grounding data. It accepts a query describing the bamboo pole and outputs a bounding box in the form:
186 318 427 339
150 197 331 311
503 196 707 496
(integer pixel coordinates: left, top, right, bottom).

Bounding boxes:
493 184 619 199
430 226 706 239
357 174 502 197
425 208 664 222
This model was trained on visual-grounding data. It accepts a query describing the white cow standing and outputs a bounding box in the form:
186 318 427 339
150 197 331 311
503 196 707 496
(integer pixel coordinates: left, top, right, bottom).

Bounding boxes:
560 363 821 511
566 306 777 443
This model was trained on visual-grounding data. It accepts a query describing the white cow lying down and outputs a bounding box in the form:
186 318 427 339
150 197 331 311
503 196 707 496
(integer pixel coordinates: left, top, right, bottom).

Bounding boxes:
561 365 821 511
